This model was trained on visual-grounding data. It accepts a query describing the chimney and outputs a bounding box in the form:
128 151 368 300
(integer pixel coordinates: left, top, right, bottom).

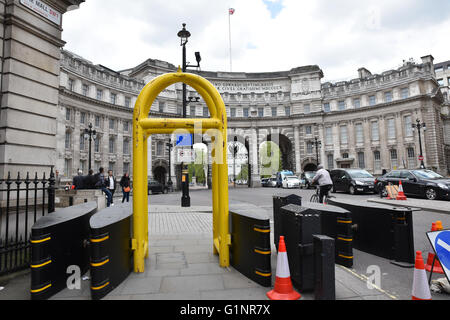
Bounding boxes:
358 67 372 79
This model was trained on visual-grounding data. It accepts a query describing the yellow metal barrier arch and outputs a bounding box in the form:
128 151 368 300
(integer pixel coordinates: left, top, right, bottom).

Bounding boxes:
132 69 230 272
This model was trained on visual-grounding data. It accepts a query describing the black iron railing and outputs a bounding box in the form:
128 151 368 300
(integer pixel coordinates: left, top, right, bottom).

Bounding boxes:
0 168 55 276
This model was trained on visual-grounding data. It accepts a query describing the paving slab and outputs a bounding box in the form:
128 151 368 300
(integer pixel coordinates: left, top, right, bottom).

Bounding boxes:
367 198 450 214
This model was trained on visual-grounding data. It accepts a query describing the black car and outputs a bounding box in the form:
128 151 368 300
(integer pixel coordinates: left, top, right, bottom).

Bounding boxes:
148 180 169 195
330 169 376 195
375 169 450 200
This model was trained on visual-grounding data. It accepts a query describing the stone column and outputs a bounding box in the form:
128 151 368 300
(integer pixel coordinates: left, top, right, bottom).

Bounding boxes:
251 127 260 187
395 113 405 169
0 0 85 178
147 135 153 179
294 125 301 174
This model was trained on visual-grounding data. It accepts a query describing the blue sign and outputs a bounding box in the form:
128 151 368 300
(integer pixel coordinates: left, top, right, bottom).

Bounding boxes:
427 229 450 283
435 231 450 270
176 134 192 147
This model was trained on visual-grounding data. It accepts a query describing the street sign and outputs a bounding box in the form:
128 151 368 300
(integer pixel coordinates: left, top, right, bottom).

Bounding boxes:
419 156 424 161
427 230 450 283
176 134 192 147
177 149 195 163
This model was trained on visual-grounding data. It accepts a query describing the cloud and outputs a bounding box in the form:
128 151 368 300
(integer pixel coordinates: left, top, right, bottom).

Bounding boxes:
62 0 450 82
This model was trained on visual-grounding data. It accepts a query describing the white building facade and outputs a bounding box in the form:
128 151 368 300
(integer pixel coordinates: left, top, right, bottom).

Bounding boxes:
57 50 450 187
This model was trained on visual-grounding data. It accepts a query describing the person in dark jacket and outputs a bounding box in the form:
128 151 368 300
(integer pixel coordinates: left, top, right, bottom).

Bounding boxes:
72 170 84 190
120 172 131 203
94 167 112 207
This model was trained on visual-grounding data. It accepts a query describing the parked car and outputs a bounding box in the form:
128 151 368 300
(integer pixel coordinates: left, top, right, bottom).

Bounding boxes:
330 169 376 195
148 180 169 194
261 178 270 187
282 175 301 189
375 169 450 200
268 177 277 187
299 171 317 189
276 170 295 188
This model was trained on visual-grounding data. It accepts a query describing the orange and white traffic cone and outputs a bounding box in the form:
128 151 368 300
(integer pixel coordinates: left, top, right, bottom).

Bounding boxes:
412 251 432 300
396 180 407 200
267 236 301 300
425 223 444 274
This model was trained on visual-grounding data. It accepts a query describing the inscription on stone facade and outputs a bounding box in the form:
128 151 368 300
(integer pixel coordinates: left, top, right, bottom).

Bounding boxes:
212 81 285 93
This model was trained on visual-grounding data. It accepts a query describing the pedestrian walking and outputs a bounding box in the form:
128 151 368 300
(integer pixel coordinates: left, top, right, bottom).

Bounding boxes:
120 172 131 203
94 167 113 207
107 170 116 205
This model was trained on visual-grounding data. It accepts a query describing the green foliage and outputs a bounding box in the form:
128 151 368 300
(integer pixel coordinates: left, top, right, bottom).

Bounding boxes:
259 141 282 176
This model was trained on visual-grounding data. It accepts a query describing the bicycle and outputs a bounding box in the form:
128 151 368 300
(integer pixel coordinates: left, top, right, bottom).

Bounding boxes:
310 185 335 204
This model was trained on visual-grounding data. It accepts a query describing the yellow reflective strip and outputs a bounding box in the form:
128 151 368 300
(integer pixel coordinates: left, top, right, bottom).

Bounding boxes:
337 220 352 224
30 283 51 293
337 237 353 242
254 249 271 255
30 237 51 244
91 259 109 267
255 270 272 277
91 282 110 291
31 260 52 269
339 254 354 259
91 236 109 243
254 228 270 233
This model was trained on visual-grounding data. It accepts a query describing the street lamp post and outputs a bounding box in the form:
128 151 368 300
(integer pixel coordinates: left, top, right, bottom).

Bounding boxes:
84 123 97 171
314 137 322 166
166 139 173 191
178 23 202 207
412 118 427 169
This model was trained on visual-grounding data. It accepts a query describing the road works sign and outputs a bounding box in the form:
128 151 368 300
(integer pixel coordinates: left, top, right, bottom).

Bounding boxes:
427 230 450 283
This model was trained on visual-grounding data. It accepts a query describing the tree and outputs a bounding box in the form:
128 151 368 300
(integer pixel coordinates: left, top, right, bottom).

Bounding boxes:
259 141 282 177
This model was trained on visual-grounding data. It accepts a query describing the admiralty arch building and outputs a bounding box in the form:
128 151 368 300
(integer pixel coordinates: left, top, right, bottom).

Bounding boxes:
57 50 450 188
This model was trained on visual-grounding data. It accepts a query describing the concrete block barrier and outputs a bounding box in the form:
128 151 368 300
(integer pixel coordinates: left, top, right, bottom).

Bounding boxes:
272 194 302 251
302 203 353 268
229 204 272 287
30 202 97 300
328 198 415 265
89 203 133 300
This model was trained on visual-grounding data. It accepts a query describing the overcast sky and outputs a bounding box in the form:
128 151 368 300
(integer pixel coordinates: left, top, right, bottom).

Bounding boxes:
62 0 450 82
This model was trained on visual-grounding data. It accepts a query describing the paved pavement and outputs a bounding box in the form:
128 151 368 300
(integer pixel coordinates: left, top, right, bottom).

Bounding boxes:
367 197 450 214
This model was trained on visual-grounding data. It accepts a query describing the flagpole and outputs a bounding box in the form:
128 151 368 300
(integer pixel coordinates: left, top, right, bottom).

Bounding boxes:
228 9 232 72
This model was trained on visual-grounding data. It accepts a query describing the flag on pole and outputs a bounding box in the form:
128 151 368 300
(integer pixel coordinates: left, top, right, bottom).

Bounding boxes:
229 8 235 15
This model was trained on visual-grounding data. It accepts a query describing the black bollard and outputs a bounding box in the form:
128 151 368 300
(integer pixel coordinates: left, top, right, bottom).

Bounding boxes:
313 235 336 300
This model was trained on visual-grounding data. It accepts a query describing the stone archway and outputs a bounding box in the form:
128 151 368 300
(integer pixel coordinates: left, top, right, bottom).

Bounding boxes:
153 166 167 185
303 163 317 172
265 134 294 172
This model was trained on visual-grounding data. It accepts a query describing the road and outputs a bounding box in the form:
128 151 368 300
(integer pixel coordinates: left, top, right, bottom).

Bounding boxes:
147 186 450 300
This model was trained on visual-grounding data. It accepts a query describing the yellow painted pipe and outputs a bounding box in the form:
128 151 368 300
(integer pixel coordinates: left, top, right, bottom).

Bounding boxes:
133 70 230 273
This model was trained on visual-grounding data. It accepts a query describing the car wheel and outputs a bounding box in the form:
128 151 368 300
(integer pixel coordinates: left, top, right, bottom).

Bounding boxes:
349 185 356 195
425 187 438 200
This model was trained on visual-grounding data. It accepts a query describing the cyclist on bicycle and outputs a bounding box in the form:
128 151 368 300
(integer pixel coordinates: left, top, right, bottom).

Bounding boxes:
311 165 333 203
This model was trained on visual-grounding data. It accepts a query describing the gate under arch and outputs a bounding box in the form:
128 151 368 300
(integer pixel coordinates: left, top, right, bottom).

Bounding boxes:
132 69 230 272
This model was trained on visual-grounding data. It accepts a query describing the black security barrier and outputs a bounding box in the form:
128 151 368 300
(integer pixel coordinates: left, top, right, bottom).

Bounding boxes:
229 203 272 287
302 203 353 268
313 235 335 300
30 202 97 300
89 203 133 300
279 204 321 291
272 194 302 251
328 199 415 266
